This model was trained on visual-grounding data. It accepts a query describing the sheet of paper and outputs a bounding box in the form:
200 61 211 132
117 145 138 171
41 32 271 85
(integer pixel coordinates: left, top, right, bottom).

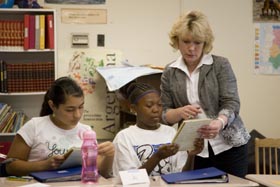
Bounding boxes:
172 119 212 151
119 169 150 185
96 66 162 91
58 147 81 169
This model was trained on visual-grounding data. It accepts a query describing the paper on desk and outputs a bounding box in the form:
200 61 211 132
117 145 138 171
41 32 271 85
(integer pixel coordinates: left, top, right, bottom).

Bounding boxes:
119 169 150 185
96 66 162 91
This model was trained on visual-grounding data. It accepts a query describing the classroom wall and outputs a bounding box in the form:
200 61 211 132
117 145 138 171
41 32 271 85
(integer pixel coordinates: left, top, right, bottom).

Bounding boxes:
38 0 280 138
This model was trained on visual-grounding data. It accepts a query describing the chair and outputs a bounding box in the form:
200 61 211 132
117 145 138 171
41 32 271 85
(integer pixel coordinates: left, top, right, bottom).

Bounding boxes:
255 138 280 174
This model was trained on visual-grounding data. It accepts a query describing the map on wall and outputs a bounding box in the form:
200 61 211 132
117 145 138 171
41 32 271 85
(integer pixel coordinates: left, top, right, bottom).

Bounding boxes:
255 23 280 74
59 49 123 139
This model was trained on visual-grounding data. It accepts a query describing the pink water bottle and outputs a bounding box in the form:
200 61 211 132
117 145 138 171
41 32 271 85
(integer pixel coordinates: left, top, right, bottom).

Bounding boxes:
81 130 98 183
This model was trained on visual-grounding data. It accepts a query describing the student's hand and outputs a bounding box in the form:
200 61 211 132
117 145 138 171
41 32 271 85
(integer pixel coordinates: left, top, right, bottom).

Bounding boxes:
46 155 65 170
187 138 204 156
156 144 179 160
98 141 114 157
178 104 202 120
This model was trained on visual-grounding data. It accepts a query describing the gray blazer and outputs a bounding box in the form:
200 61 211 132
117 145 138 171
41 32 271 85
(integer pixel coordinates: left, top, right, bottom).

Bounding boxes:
160 55 250 147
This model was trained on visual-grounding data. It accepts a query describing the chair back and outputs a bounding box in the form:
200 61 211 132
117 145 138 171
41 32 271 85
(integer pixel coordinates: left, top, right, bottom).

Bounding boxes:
255 138 280 174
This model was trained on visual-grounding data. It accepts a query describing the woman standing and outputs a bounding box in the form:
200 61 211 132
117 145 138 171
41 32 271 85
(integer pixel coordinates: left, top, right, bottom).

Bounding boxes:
160 10 250 177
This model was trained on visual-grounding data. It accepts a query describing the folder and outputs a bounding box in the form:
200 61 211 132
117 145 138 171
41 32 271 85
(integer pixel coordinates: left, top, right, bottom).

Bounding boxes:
30 166 82 183
161 167 228 184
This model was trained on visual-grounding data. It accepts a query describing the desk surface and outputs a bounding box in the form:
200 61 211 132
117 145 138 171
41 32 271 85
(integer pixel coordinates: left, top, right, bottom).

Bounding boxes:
0 174 259 187
246 174 280 187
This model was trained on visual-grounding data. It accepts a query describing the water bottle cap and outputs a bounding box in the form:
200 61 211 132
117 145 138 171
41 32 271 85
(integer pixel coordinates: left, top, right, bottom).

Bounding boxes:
82 130 96 140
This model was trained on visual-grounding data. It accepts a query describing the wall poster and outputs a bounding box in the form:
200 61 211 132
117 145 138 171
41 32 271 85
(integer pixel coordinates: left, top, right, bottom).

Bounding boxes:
59 49 123 139
253 0 280 74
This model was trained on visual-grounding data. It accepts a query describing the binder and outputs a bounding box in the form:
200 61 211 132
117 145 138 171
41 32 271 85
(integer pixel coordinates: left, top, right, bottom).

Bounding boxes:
23 14 29 50
46 14 54 49
30 166 82 183
35 15 40 49
161 167 228 184
28 15 35 49
39 14 45 49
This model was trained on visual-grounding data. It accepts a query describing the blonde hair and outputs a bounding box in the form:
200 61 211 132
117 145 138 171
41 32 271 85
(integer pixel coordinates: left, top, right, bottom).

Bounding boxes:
169 10 214 54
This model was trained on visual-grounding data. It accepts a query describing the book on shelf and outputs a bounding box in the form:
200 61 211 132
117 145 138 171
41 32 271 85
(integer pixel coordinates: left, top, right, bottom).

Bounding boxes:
0 108 13 132
29 15 35 49
23 14 30 50
1 111 16 133
0 103 28 133
30 166 82 183
6 62 54 93
0 105 11 124
0 60 7 93
3 60 7 93
39 14 45 50
46 14 54 49
0 60 4 92
172 118 212 151
35 15 40 50
161 167 228 184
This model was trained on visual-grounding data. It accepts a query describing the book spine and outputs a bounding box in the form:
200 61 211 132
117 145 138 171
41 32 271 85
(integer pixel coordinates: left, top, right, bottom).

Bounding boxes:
0 60 3 93
46 14 54 49
3 61 7 93
39 14 45 50
35 15 40 50
0 21 3 49
29 15 35 49
23 14 30 50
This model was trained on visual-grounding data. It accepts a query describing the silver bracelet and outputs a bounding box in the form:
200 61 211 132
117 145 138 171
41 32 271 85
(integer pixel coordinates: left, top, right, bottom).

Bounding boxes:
216 117 226 129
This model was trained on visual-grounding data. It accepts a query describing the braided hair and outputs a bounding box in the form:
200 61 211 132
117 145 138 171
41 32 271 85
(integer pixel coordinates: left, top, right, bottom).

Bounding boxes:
122 82 159 105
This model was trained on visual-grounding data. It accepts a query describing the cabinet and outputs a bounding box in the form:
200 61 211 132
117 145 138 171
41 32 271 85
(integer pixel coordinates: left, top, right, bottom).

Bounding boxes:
0 8 57 143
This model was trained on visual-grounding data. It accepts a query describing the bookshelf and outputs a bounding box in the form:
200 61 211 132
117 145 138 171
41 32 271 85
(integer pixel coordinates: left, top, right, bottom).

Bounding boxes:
0 8 57 147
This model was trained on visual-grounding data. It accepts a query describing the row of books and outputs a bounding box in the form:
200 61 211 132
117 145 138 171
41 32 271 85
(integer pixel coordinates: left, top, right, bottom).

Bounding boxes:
0 13 54 50
0 103 28 133
0 20 24 50
0 60 55 93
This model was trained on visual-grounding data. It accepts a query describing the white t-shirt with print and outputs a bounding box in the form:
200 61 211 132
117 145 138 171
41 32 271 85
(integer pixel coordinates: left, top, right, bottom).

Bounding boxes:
113 124 188 176
17 115 92 161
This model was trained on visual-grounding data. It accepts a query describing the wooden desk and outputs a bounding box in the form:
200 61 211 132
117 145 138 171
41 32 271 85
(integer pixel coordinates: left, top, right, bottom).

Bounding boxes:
0 174 259 187
246 174 280 187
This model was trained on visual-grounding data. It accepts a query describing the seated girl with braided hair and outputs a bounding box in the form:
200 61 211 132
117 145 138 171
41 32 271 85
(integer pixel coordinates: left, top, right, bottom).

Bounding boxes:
113 82 203 177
